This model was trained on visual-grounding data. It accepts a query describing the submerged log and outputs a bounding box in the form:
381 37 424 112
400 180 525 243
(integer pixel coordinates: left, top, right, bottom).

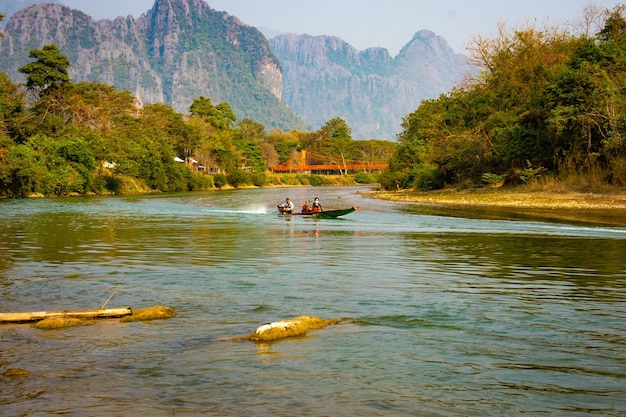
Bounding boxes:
0 307 132 324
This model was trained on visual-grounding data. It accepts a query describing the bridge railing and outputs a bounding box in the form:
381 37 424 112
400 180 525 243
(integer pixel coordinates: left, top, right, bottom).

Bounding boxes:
272 163 388 172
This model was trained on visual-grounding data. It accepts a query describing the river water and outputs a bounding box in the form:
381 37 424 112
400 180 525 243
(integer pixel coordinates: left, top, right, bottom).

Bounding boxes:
1 186 625 416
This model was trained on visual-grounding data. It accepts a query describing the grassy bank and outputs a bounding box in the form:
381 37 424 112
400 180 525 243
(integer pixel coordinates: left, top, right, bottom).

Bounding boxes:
373 188 626 210
370 184 626 226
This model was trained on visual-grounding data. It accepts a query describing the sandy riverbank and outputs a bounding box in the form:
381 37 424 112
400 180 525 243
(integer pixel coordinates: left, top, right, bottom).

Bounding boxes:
369 187 626 226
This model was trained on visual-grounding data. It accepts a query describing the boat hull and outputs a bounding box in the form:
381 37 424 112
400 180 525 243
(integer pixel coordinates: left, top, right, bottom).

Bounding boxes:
278 206 359 218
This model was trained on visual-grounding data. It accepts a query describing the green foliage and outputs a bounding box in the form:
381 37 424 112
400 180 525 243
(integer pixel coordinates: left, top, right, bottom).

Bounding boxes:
308 175 327 186
518 162 548 184
18 44 71 95
0 71 23 121
354 172 378 184
194 173 214 190
250 171 268 187
226 170 252 188
407 164 444 191
190 96 236 130
481 173 506 186
212 173 227 188
377 170 406 191
392 6 626 189
238 118 266 141
241 140 266 172
0 134 91 197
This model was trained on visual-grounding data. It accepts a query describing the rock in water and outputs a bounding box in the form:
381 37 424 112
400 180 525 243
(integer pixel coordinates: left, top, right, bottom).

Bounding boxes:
245 316 339 342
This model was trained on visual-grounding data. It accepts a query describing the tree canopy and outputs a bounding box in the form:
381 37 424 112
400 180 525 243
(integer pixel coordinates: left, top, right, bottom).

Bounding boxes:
384 5 626 191
19 44 71 96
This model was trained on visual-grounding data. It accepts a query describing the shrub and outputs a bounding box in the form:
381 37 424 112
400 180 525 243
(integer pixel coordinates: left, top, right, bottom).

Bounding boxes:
250 172 267 187
354 172 377 184
378 170 406 191
103 176 122 193
190 173 213 190
308 174 326 186
227 170 252 188
481 173 506 187
407 164 444 190
213 173 227 188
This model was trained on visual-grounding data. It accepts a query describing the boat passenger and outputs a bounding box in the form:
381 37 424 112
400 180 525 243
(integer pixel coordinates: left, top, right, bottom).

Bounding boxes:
312 197 323 212
280 198 295 214
302 200 313 213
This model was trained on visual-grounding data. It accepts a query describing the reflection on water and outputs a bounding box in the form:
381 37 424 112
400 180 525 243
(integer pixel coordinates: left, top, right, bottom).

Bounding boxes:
1 187 625 416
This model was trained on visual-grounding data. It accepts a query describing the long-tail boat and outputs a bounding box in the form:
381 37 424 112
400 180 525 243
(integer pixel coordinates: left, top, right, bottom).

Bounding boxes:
278 205 359 219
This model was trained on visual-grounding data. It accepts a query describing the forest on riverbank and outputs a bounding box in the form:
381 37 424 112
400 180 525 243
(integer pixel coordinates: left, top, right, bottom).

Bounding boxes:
379 5 626 195
3 6 626 199
0 14 394 198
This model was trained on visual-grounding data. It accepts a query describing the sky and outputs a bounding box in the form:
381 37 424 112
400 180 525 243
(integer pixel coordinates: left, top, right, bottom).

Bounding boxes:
60 0 619 55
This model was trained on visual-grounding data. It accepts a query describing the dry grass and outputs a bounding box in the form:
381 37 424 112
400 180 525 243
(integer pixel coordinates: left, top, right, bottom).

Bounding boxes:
373 184 626 210
33 317 87 329
120 305 177 322
3 368 30 377
369 181 626 226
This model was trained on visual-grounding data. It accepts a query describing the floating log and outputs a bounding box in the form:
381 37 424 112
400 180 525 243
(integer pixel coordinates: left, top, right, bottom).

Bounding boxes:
0 307 132 324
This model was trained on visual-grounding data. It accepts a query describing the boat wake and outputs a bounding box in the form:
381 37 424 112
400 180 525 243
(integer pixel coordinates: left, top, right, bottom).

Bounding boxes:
208 206 269 215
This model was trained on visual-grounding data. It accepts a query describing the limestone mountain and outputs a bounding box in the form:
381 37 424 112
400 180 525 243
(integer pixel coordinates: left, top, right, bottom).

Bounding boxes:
0 0 470 139
269 30 470 139
0 0 61 25
0 0 307 131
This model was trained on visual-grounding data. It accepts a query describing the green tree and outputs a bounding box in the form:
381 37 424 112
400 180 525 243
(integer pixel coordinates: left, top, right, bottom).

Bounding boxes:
189 96 236 130
311 118 355 174
18 44 71 96
238 117 266 141
0 72 24 138
263 128 300 166
543 6 626 183
142 103 200 163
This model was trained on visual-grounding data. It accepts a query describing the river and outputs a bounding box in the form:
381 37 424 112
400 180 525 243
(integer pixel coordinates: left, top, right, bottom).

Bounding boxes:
1 186 625 416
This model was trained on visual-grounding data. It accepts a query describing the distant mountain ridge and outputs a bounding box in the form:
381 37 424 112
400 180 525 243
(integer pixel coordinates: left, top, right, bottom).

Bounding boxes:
0 0 470 138
270 31 468 138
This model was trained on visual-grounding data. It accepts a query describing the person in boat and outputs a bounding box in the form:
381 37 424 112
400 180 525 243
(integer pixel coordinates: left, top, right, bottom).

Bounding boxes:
302 200 313 213
280 198 295 214
312 197 323 212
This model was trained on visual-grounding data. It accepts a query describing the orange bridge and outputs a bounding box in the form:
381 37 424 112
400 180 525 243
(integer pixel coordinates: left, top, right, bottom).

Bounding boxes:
272 150 388 173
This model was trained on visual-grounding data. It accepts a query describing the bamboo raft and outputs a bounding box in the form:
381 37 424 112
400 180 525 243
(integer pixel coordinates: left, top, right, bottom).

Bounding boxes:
0 307 132 324
0 285 175 325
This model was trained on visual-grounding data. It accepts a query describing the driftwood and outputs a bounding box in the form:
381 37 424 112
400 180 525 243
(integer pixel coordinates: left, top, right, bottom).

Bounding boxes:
0 289 175 326
0 286 135 324
0 308 132 324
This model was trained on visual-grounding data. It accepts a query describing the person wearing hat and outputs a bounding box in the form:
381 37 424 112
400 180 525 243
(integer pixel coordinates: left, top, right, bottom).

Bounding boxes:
282 197 294 214
302 199 313 213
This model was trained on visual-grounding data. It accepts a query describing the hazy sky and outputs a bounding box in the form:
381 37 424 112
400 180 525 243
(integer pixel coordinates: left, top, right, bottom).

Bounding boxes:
60 0 618 55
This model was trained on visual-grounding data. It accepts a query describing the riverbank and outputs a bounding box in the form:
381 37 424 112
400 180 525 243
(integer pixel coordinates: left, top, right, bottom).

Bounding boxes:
370 187 626 226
